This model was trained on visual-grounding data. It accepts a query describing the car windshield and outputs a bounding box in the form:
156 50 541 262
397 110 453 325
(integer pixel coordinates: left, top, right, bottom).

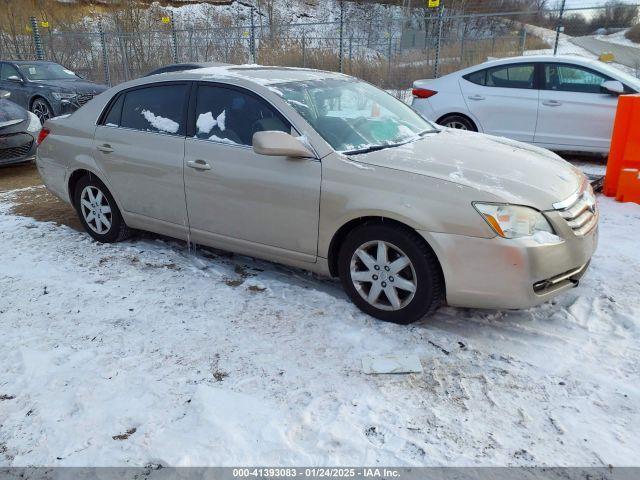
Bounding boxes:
18 63 79 81
274 78 437 153
0 99 26 123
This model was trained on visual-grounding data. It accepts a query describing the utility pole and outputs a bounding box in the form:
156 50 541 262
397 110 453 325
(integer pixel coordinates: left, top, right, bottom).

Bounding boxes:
339 0 344 73
433 4 444 78
553 0 566 55
30 17 44 60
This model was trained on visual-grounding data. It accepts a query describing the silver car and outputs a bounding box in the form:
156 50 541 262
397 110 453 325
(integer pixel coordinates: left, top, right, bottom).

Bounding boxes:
36 66 598 324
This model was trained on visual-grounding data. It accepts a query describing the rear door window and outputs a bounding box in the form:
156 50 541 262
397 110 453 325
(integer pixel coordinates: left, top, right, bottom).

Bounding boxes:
102 94 124 127
485 64 535 89
120 84 189 136
193 84 290 147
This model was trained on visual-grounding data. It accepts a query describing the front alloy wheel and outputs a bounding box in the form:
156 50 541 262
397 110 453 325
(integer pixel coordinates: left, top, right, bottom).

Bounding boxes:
338 224 444 324
350 240 417 311
31 98 53 123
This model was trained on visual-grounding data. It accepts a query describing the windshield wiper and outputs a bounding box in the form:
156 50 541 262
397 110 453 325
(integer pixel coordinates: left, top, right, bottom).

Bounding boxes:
343 144 393 155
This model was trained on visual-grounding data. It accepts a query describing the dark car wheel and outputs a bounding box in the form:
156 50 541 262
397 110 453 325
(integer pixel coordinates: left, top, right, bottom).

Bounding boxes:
439 114 476 131
31 98 54 123
74 175 131 243
338 224 444 324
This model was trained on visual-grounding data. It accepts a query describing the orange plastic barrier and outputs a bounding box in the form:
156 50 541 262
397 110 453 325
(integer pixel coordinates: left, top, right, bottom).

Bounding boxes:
604 94 640 203
616 169 640 204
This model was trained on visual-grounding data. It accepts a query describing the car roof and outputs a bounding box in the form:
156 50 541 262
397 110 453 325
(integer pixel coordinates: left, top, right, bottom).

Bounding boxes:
6 60 58 65
455 54 640 88
479 54 599 67
155 64 350 86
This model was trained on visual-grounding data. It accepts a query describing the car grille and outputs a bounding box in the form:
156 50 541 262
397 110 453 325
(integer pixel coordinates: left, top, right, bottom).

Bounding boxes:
0 140 33 161
553 184 598 236
76 94 95 107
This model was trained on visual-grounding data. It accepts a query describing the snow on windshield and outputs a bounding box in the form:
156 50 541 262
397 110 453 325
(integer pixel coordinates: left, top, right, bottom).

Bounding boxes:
141 109 179 134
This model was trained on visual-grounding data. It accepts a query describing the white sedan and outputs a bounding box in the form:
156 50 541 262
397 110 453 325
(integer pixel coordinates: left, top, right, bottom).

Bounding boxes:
411 54 640 154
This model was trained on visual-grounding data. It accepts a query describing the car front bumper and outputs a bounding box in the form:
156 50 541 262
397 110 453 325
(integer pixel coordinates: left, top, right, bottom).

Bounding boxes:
420 213 598 310
0 131 37 166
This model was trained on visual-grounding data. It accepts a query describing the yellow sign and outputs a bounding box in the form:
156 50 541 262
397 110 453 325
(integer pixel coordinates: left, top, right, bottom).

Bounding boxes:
161 16 171 24
599 52 615 63
40 21 50 28
428 0 440 7
25 25 32 33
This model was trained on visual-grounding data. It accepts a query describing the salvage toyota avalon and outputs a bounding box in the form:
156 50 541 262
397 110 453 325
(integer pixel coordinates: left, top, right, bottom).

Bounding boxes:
35 66 598 324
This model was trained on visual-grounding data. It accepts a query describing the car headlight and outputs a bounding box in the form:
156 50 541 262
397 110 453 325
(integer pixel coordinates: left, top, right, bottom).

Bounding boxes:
26 112 41 133
52 92 77 101
473 203 555 239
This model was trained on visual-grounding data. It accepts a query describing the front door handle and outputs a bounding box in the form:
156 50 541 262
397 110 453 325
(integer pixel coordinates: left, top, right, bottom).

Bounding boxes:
187 159 212 171
97 144 113 153
468 94 485 101
542 100 562 107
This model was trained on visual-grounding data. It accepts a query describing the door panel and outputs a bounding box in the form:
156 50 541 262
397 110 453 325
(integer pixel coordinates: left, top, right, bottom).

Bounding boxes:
92 82 190 234
93 126 189 228
534 63 617 151
183 83 321 259
184 140 321 259
460 63 539 142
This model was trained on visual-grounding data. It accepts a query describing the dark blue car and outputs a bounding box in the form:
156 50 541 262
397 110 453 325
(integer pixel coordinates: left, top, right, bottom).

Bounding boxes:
0 90 40 166
0 60 108 123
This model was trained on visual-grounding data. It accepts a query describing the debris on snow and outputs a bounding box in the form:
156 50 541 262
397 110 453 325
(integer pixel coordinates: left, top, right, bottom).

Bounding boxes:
362 354 423 374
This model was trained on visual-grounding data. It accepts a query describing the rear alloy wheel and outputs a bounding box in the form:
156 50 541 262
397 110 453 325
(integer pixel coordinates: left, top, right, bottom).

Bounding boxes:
74 176 131 243
439 114 476 131
338 224 444 324
31 98 53 123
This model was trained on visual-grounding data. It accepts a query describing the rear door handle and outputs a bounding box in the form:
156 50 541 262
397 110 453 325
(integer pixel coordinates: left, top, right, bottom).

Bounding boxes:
97 144 113 153
542 100 562 107
187 159 212 171
468 94 485 101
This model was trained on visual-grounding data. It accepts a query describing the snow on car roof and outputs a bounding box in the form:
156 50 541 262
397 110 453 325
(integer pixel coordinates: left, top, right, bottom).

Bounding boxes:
186 64 348 86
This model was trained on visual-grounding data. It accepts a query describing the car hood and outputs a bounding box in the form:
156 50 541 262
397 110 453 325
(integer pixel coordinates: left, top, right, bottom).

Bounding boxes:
0 99 28 130
347 128 584 210
31 79 108 95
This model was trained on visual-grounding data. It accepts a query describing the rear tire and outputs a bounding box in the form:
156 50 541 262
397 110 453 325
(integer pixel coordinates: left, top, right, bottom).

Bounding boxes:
338 224 444 324
438 114 476 131
73 175 131 243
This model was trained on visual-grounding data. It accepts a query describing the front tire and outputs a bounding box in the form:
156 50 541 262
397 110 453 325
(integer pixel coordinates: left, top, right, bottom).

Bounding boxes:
73 175 131 243
338 224 444 324
31 98 54 124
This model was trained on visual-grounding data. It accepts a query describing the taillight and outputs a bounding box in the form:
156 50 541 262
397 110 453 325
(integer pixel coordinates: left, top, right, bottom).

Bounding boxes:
412 88 438 99
37 128 50 145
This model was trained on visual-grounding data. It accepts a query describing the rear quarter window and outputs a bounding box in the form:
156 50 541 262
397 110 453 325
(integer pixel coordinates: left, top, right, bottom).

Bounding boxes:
463 70 487 86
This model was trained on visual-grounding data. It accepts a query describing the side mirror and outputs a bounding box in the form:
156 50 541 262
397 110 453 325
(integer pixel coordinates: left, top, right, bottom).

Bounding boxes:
0 90 9 99
252 131 315 158
7 75 23 83
602 80 624 95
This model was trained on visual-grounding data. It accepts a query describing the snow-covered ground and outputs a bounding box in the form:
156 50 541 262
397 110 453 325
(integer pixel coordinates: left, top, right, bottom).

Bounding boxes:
595 29 639 49
1 182 639 467
523 24 638 77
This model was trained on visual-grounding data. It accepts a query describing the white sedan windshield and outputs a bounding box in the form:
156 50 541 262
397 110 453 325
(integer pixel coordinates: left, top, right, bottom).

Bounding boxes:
275 78 437 153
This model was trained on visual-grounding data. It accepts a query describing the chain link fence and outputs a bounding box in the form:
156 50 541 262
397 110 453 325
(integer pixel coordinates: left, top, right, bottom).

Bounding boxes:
2 3 638 90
